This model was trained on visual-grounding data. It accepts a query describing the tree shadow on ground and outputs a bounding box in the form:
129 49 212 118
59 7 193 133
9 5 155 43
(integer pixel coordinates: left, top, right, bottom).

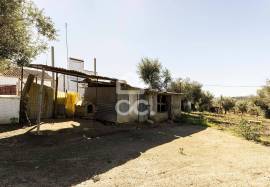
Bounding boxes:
0 120 207 186
0 124 23 133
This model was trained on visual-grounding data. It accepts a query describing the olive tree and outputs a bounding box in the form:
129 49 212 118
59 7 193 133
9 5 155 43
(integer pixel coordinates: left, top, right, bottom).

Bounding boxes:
221 97 236 114
236 100 248 115
0 0 57 69
137 57 172 90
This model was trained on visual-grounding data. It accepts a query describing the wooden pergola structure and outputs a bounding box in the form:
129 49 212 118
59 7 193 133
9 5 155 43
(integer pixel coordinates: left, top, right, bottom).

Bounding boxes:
23 64 117 134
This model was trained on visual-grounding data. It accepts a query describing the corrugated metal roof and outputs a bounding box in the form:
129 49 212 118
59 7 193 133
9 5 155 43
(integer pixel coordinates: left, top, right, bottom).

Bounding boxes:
28 64 117 81
0 66 52 80
144 89 184 95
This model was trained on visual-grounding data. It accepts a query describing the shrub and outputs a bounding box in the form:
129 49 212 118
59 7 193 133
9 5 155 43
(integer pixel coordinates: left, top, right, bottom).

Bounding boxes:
221 97 236 114
248 105 262 117
174 113 208 126
236 101 248 114
237 120 261 141
10 117 18 125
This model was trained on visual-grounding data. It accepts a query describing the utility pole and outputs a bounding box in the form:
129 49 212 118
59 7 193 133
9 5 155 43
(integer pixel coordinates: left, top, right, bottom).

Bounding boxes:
64 22 69 91
94 57 97 75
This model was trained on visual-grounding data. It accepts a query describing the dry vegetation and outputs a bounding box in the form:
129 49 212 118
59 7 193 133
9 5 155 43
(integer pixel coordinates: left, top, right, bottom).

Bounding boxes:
1 118 270 186
178 112 270 145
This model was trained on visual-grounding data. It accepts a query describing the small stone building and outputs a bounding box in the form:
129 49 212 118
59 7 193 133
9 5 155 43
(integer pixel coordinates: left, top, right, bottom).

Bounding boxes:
79 79 182 124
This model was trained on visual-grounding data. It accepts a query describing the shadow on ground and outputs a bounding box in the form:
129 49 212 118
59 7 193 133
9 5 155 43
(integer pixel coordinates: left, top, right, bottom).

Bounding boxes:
0 120 206 186
0 124 23 133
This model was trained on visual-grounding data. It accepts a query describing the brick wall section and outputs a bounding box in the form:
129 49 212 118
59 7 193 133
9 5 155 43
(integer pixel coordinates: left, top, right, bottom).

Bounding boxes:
0 85 17 95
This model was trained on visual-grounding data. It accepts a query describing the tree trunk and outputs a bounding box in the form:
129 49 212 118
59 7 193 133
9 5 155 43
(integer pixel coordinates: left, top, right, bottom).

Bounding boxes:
19 74 35 126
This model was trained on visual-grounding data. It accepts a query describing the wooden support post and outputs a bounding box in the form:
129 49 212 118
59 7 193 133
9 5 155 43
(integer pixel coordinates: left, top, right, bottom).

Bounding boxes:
20 65 24 95
76 76 79 93
137 94 139 125
51 46 55 88
94 58 97 76
19 74 34 125
53 73 59 118
95 78 98 105
36 68 45 134
63 75 66 92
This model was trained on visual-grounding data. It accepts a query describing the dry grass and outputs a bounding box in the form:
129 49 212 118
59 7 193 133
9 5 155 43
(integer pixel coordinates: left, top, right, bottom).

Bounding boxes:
186 112 270 145
1 119 270 186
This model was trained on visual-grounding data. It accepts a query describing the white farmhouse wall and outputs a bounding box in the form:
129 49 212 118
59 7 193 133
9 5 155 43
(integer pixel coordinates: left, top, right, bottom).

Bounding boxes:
0 96 20 124
0 76 51 95
0 76 17 85
32 79 51 87
58 58 94 95
67 58 84 93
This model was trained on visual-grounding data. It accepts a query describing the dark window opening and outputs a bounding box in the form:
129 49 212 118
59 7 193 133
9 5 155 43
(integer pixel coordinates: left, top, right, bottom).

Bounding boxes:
157 95 168 113
87 104 93 113
138 102 148 113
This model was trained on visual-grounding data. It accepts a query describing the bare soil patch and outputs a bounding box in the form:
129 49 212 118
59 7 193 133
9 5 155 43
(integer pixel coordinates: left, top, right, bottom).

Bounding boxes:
1 120 270 186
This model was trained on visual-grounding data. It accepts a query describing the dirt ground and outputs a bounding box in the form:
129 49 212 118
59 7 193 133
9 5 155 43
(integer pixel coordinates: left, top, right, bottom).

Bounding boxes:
1 120 270 186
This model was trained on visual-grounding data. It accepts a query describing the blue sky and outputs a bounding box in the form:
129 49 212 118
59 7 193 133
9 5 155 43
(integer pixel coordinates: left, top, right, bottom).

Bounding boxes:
33 0 270 97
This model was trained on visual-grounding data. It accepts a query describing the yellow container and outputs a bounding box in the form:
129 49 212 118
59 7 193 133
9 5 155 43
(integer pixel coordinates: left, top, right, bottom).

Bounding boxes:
65 92 80 117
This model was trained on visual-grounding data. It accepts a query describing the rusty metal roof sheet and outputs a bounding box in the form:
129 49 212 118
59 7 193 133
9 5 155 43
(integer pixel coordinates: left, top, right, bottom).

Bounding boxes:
0 66 52 80
144 89 184 95
28 64 117 81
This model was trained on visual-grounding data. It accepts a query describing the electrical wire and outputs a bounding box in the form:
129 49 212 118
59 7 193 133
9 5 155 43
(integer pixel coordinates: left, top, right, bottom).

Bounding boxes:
203 84 264 88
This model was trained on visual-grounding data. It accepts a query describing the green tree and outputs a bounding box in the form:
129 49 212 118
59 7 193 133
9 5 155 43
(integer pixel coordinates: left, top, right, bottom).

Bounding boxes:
221 97 236 114
236 100 248 115
137 57 172 91
161 68 172 90
248 103 262 117
170 78 203 103
0 0 57 69
198 91 214 111
169 78 205 111
255 80 270 117
137 57 162 89
169 78 183 93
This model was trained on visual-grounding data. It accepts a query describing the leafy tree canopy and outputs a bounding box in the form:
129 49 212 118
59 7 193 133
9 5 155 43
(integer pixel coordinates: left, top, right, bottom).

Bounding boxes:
198 91 214 111
221 97 236 114
161 68 172 90
256 80 270 108
0 0 57 70
169 78 203 103
137 57 172 90
236 100 248 114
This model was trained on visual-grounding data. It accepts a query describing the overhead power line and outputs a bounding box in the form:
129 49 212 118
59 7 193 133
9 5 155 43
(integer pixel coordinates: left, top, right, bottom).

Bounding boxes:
203 84 264 88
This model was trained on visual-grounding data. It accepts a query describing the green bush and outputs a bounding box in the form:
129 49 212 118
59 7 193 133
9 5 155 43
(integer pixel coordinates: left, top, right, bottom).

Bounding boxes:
237 120 261 141
9 117 18 125
175 113 208 126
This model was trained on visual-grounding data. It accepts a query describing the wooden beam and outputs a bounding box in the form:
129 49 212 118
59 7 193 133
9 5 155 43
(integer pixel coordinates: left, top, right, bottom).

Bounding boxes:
95 78 98 105
19 74 35 125
20 65 24 95
36 68 45 134
53 73 58 118
94 57 97 75
51 46 55 88
76 76 79 92
21 75 35 99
